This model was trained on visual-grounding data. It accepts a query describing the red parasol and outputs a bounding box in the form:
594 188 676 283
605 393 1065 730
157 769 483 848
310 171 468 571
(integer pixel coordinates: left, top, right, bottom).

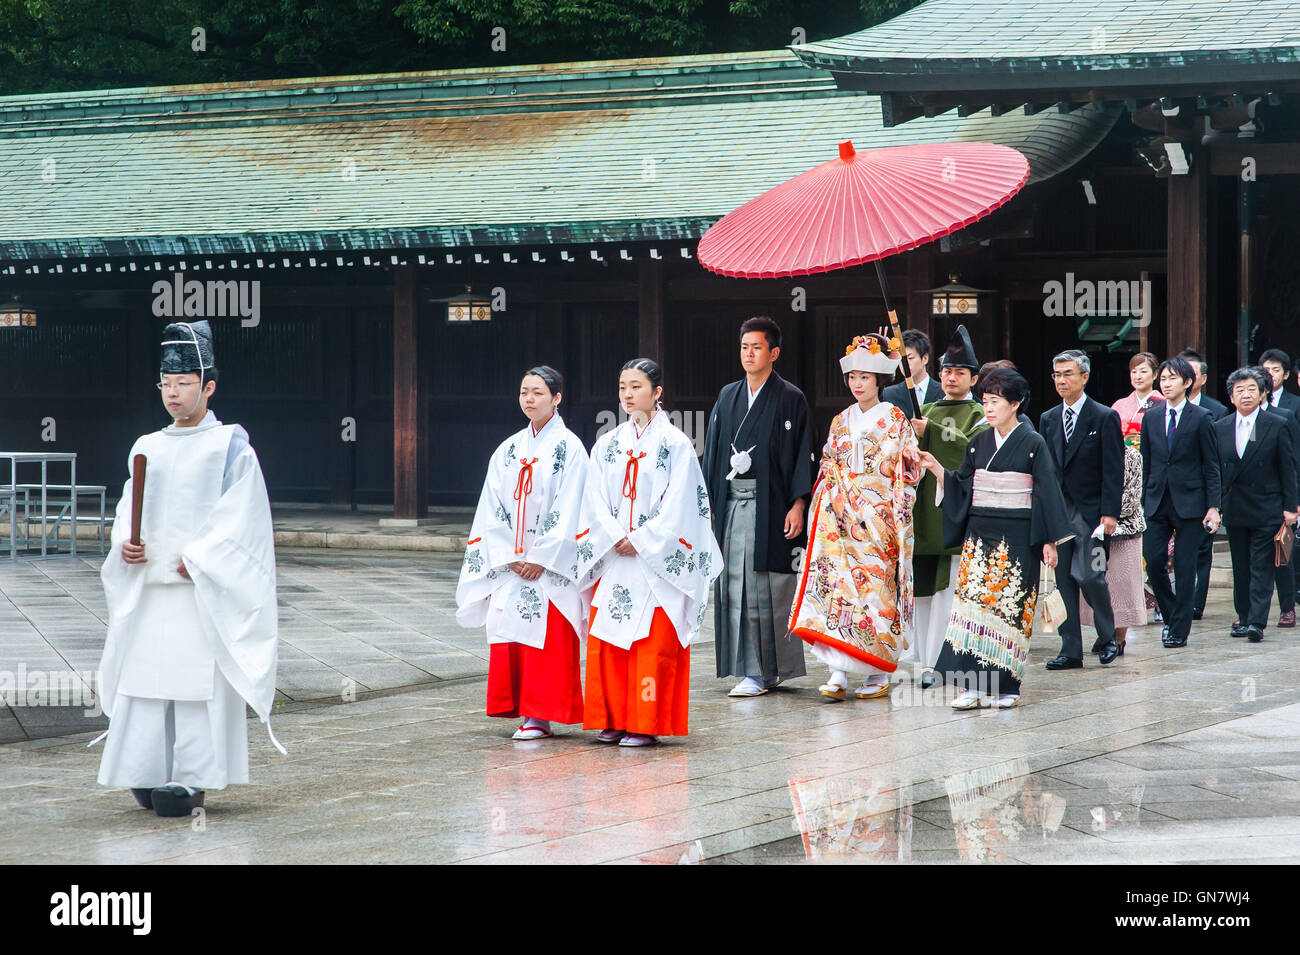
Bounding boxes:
698 140 1030 416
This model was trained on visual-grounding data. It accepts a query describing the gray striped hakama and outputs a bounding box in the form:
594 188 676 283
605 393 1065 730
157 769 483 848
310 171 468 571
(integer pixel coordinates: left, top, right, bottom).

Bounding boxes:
714 479 806 682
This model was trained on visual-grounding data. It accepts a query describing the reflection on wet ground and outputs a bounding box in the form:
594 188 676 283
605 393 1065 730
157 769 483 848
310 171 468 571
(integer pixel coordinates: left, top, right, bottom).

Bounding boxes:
3 554 1300 864
776 757 1147 863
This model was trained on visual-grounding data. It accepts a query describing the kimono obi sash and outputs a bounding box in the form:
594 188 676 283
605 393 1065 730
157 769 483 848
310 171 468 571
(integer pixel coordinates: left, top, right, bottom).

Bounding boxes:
971 469 1033 510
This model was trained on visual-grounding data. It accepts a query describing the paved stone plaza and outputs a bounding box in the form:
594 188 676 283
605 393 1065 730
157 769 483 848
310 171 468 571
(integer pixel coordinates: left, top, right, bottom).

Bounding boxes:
3 550 1300 864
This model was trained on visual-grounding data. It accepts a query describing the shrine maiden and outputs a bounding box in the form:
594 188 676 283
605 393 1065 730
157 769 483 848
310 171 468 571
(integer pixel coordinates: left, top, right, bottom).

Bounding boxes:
456 366 590 740
574 358 722 746
95 320 281 817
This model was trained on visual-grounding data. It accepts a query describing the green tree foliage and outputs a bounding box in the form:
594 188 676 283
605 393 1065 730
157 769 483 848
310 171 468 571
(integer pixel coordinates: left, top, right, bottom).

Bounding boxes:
0 0 925 94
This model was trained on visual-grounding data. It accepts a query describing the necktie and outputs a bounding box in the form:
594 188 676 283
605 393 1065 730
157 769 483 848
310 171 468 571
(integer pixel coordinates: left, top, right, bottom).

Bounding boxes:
1064 406 1075 442
1167 408 1177 440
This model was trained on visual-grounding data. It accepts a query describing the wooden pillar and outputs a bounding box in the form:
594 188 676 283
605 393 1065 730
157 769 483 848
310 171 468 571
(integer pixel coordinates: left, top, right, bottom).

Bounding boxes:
1166 158 1209 356
637 258 664 360
392 264 427 519
905 245 936 345
323 307 354 507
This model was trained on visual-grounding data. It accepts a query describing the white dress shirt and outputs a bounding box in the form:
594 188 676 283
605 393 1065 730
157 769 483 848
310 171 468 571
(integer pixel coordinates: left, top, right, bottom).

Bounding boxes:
1062 392 1088 430
912 374 931 411
1165 398 1186 439
1235 407 1260 458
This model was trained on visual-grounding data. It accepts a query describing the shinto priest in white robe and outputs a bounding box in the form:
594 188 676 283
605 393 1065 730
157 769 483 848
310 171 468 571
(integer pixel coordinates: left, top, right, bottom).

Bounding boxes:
95 412 281 789
455 413 590 721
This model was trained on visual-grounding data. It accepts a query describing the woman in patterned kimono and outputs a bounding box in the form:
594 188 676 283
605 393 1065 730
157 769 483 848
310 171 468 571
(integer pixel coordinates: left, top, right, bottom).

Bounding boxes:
790 333 921 702
1111 353 1164 624
456 366 590 740
1080 421 1147 650
917 367 1073 710
574 358 722 747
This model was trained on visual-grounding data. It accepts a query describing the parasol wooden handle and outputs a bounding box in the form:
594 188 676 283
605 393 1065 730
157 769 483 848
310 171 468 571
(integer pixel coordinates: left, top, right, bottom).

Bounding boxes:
130 454 146 546
874 261 923 419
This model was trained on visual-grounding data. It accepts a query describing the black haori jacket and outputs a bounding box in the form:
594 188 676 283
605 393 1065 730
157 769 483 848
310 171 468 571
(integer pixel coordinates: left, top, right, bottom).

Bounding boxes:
702 370 814 574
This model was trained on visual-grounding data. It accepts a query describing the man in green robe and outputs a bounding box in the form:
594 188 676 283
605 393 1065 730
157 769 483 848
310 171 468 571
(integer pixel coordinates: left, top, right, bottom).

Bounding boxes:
900 325 987 683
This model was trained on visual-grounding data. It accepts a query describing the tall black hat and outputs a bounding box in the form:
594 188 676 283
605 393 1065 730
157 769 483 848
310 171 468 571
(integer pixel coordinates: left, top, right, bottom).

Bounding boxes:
159 321 215 375
939 324 979 370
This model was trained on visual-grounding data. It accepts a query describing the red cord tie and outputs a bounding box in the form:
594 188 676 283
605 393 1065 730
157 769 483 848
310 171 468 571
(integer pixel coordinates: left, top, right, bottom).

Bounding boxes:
512 457 538 555
622 450 647 532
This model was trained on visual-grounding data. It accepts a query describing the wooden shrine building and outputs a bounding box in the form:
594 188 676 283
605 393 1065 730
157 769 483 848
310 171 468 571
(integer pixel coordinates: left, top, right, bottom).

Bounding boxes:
2 0 1298 512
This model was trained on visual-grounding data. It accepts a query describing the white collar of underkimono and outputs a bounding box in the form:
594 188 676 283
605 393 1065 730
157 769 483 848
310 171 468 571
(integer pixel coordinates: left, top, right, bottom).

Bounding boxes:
848 400 892 436
626 407 665 446
525 411 564 448
992 420 1022 452
163 410 222 437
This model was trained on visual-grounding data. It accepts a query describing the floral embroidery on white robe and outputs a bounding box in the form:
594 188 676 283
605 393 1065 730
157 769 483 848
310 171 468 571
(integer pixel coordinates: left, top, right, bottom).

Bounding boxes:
456 413 590 649
575 410 722 650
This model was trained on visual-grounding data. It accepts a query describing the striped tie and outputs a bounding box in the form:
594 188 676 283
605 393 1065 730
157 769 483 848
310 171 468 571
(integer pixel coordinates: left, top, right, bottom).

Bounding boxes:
1064 406 1076 443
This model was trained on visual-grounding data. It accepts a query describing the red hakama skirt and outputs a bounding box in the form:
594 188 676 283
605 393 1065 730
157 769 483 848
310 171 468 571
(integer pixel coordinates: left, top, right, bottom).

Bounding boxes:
486 601 584 724
583 598 690 737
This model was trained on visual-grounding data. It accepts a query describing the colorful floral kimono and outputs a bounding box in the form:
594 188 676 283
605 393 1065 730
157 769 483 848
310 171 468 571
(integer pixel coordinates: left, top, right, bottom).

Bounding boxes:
790 401 920 674
944 759 1067 862
788 774 914 861
574 410 722 735
934 423 1073 696
456 413 590 724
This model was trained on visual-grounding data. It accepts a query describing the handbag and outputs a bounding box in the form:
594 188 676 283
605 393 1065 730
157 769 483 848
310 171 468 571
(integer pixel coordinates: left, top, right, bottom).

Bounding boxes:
1275 523 1295 568
1040 563 1068 633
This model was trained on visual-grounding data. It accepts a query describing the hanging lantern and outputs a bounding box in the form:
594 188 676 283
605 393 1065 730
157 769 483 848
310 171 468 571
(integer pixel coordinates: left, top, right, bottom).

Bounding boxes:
445 287 492 323
0 296 37 328
921 275 993 318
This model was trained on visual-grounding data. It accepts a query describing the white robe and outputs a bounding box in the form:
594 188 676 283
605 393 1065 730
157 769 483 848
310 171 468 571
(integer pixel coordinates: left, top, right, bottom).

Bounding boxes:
455 413 590 648
96 412 279 789
575 410 722 649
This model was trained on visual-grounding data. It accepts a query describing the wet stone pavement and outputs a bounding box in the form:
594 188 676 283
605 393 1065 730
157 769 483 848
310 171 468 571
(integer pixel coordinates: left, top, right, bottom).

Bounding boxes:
2 550 1300 864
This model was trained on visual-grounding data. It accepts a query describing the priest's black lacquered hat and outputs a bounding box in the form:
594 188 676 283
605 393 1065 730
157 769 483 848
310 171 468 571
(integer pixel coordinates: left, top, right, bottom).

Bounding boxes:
939 324 979 370
159 321 215 375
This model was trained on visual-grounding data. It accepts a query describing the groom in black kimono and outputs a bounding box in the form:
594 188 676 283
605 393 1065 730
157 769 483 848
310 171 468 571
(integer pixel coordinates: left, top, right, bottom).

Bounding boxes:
704 316 815 697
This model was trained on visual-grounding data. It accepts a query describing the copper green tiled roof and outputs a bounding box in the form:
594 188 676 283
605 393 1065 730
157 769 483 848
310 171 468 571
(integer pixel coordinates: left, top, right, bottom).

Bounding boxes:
794 0 1300 84
0 51 1117 260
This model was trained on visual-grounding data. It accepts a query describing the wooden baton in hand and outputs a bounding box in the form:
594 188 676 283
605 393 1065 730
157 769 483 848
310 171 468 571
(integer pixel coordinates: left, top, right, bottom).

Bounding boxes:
130 454 146 545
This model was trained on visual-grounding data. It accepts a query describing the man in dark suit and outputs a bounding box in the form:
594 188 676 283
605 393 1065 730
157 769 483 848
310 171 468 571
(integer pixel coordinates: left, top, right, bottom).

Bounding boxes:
1261 349 1300 625
882 329 942 417
1215 367 1298 643
1141 357 1222 648
1178 348 1229 620
1038 348 1125 668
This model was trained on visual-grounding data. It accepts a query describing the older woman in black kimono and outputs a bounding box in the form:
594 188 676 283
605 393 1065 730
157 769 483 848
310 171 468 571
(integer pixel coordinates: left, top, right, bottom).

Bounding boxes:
915 368 1073 709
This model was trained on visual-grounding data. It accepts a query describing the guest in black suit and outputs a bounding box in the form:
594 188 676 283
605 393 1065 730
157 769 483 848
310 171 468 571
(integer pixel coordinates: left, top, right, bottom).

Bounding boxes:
1261 349 1300 626
1180 348 1230 420
882 329 942 417
1178 348 1229 621
1141 357 1222 648
1038 349 1125 668
1215 367 1298 643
